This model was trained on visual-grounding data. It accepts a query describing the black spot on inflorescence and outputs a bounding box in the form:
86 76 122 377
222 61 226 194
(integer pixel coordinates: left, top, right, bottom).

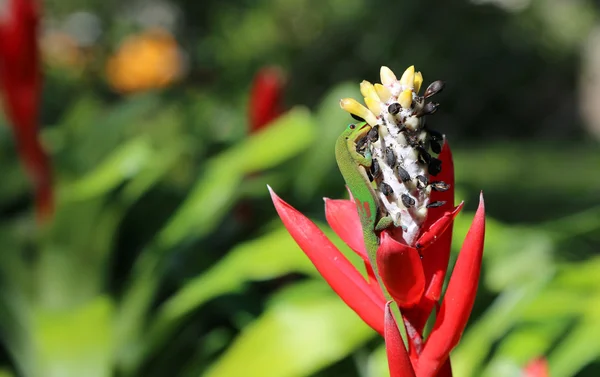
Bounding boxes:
385 147 396 168
401 194 415 208
406 134 420 148
424 80 445 99
355 135 368 153
428 129 443 142
427 201 446 208
397 166 411 182
416 175 428 189
428 158 442 176
430 140 442 154
380 182 393 196
417 147 431 165
388 103 401 115
367 126 379 143
417 102 438 117
431 181 450 192
371 159 381 179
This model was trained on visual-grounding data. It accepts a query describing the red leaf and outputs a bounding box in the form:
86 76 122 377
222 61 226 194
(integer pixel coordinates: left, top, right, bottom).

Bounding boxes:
269 186 385 335
417 194 485 377
385 302 416 377
324 198 368 260
377 231 425 308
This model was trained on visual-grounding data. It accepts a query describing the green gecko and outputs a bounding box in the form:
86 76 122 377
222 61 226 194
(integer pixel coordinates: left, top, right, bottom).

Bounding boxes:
335 122 394 286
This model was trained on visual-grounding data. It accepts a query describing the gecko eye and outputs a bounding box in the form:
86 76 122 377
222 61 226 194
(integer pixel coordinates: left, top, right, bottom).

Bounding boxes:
349 124 356 129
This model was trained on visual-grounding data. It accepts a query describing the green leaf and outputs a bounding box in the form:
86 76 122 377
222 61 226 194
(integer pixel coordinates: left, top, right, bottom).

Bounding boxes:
452 212 554 292
493 323 565 365
553 257 600 290
59 137 154 202
118 141 187 205
55 95 102 140
548 307 600 377
451 280 547 377
154 161 243 250
155 107 315 250
520 289 585 320
227 106 316 173
367 344 389 377
204 281 375 377
50 94 160 173
145 227 315 352
143 219 362 356
0 369 15 377
294 83 361 199
32 296 114 377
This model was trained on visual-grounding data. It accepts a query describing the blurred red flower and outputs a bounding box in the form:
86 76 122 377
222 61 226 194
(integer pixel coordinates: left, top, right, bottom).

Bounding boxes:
248 66 285 133
524 357 550 377
0 0 53 221
270 141 485 377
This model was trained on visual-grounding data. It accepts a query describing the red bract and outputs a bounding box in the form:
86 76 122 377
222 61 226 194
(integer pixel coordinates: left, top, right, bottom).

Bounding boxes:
0 0 53 221
270 141 486 377
269 185 386 335
247 66 285 133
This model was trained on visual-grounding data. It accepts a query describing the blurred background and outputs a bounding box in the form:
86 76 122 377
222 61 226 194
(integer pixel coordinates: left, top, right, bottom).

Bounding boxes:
0 0 599 376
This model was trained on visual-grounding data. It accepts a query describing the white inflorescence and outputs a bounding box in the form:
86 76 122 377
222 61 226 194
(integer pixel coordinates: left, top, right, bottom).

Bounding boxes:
340 65 446 246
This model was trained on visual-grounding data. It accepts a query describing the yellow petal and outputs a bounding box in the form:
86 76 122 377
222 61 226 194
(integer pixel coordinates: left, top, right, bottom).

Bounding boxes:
364 97 381 116
340 98 378 125
414 71 423 94
399 89 413 109
374 83 392 103
360 80 378 100
380 66 397 86
399 65 415 90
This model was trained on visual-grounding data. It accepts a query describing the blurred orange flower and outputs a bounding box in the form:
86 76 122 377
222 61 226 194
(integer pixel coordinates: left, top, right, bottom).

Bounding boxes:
106 28 185 94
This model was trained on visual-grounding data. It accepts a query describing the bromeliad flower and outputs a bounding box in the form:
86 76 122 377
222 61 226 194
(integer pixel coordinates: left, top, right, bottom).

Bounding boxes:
270 65 485 377
0 0 53 221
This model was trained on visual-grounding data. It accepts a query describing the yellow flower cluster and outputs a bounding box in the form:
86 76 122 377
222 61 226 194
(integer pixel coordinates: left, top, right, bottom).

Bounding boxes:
339 65 423 126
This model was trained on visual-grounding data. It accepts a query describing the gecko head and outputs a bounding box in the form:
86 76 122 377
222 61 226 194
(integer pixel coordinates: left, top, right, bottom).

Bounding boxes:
344 121 371 140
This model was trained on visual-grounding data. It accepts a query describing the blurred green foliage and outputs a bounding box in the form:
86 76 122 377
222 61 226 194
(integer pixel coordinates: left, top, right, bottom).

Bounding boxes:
0 0 599 376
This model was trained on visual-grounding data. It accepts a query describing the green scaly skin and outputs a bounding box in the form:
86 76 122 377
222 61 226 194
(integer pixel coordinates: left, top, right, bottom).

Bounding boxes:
335 122 393 290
